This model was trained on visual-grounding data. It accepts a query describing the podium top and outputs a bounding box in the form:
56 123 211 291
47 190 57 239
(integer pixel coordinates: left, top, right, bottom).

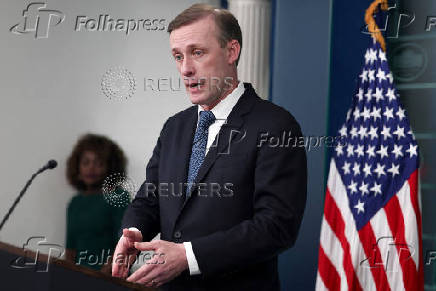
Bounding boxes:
0 240 154 291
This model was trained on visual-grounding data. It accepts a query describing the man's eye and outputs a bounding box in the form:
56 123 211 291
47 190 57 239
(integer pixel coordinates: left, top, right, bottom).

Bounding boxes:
174 54 183 61
193 50 203 57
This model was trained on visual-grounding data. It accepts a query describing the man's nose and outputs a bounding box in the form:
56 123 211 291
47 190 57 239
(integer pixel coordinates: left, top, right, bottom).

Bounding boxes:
181 57 195 77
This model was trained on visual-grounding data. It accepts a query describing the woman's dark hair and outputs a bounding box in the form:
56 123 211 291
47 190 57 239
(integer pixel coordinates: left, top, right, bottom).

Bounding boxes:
66 133 127 191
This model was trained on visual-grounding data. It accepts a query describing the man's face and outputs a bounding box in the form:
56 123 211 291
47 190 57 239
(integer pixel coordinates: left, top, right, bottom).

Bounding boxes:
170 15 234 107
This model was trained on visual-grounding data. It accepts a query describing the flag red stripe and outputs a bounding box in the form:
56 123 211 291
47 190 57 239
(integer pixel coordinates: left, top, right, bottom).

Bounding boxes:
318 245 341 290
384 192 418 291
324 188 363 291
408 170 424 288
317 163 423 291
358 222 392 291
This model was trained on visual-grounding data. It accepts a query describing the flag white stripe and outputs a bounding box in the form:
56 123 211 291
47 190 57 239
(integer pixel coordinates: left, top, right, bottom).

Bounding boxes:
369 207 405 290
327 160 375 291
316 271 329 291
418 174 422 213
320 217 348 291
396 180 420 270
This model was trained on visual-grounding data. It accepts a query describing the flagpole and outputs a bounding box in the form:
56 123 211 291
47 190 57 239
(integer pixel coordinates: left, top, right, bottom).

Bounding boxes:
364 0 388 51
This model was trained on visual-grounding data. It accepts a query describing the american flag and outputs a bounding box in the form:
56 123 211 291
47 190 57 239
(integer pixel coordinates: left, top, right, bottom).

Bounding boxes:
315 38 423 291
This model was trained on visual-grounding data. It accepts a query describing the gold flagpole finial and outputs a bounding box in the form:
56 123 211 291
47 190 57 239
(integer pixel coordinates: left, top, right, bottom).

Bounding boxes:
365 0 388 51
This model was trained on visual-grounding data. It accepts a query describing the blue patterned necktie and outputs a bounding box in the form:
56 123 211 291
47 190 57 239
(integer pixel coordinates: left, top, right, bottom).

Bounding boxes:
186 110 216 198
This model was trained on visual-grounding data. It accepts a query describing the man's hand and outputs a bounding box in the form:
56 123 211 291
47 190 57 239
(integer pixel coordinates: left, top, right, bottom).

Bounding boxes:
126 240 188 288
112 228 143 278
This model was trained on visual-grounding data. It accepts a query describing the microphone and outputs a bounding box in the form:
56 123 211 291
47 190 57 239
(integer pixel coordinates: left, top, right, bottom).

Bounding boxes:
0 159 58 232
43 159 58 170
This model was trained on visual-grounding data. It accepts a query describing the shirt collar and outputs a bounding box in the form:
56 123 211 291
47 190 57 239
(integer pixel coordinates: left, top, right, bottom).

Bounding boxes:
197 81 245 121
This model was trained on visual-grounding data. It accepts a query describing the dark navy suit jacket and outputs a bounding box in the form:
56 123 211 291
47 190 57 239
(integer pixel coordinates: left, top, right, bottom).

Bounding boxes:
121 83 307 291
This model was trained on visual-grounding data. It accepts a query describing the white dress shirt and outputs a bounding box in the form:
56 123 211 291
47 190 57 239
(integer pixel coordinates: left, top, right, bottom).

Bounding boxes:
198 81 245 155
127 81 245 275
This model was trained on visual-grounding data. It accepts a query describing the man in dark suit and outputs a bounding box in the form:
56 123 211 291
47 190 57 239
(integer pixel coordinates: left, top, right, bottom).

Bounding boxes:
112 4 307 290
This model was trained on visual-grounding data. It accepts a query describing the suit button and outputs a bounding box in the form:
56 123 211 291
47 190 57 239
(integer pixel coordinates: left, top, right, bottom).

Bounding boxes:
174 231 182 239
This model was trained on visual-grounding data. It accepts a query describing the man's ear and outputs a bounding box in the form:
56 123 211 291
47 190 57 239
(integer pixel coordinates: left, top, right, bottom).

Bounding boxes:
227 39 241 66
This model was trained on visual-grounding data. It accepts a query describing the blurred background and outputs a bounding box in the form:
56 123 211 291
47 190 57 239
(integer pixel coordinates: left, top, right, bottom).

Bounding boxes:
0 0 434 289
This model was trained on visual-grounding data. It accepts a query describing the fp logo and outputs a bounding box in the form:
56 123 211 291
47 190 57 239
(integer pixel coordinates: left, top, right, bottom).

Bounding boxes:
10 236 65 272
360 236 415 272
361 4 415 39
10 2 65 39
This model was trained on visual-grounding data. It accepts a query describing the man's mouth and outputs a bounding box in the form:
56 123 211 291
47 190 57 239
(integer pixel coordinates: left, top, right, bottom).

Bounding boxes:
185 79 206 89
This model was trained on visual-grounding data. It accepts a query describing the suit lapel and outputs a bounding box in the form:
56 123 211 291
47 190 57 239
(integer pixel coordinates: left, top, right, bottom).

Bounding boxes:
177 83 257 212
172 106 198 212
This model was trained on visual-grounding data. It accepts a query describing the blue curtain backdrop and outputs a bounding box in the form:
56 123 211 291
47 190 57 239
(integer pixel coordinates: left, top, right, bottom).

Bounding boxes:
222 0 375 289
270 0 331 289
270 0 373 289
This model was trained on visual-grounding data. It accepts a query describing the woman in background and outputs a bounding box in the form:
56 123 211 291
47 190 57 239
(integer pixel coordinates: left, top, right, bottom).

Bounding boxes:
64 133 128 274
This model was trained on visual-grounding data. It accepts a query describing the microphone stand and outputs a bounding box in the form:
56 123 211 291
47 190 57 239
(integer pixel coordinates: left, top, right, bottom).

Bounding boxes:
0 160 57 232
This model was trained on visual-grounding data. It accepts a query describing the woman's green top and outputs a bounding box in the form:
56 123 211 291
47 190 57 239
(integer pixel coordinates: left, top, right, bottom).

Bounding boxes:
66 192 126 270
